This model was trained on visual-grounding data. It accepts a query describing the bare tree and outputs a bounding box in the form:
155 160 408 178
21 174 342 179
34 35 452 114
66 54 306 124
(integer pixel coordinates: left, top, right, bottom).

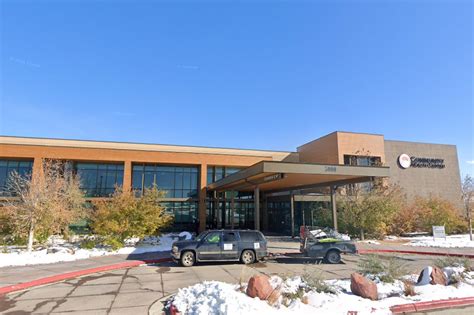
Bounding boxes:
5 159 87 251
462 175 473 241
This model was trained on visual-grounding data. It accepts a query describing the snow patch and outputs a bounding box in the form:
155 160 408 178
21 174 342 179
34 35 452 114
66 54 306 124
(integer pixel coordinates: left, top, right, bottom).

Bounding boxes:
0 232 191 268
404 234 474 248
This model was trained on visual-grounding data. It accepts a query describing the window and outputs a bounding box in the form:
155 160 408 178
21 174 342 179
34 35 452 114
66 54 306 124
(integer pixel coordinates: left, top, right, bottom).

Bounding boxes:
207 166 243 184
205 232 221 243
75 162 124 197
223 232 237 242
133 164 199 198
0 159 33 196
344 155 381 167
240 231 260 242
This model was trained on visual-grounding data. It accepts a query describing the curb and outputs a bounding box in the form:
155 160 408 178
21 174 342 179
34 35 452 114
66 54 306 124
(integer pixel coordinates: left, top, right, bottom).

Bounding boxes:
357 249 474 258
0 257 172 296
390 296 474 314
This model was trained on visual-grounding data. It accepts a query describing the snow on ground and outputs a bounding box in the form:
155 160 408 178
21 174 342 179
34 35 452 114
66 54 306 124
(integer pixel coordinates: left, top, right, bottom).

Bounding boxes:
0 232 191 268
171 270 474 315
403 234 474 248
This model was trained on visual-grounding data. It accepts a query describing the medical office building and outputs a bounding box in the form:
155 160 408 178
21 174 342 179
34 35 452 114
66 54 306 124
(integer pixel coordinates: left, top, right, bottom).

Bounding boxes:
0 131 463 236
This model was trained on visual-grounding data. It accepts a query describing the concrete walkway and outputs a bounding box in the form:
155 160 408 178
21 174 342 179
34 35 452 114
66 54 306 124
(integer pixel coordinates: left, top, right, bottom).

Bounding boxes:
0 251 170 288
1 254 467 315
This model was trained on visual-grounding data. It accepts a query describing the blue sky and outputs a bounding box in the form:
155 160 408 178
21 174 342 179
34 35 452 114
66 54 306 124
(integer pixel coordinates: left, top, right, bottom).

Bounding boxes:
1 0 472 176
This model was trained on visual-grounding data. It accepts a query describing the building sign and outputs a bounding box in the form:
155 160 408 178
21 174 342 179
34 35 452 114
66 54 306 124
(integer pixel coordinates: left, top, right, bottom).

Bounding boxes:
263 173 284 182
398 154 411 169
398 154 445 169
432 226 446 240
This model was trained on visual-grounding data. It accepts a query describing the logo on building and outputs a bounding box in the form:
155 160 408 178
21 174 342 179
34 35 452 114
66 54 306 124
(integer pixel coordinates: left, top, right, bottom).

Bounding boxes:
398 154 411 169
398 154 445 169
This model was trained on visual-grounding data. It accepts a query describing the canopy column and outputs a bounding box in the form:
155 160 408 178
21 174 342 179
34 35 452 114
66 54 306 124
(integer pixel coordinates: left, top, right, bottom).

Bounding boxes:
290 192 295 238
330 185 338 232
254 186 260 230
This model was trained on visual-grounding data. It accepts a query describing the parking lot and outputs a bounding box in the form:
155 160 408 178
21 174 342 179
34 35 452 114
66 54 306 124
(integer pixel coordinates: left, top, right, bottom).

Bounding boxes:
0 253 446 315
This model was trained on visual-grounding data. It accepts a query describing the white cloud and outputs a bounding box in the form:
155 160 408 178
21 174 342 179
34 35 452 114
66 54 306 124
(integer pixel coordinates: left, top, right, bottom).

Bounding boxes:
467 160 474 165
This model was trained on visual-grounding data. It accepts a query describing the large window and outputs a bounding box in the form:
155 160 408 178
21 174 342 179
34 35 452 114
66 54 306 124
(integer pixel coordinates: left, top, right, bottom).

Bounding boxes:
161 201 198 231
132 164 199 198
0 159 33 196
207 166 242 184
343 155 381 166
75 162 124 197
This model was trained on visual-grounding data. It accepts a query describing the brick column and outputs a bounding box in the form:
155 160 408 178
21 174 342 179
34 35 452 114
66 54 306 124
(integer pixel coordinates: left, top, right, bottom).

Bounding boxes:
198 164 207 232
32 157 43 179
123 161 132 191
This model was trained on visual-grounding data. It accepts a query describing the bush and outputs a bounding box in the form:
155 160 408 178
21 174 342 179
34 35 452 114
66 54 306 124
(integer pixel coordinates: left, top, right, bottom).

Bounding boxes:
302 268 336 294
434 256 472 271
91 187 173 249
357 254 406 283
337 184 404 239
80 237 100 249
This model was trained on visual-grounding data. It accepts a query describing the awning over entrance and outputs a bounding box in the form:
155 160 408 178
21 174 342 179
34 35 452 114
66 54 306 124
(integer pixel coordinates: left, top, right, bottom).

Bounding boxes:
207 161 390 193
206 161 390 236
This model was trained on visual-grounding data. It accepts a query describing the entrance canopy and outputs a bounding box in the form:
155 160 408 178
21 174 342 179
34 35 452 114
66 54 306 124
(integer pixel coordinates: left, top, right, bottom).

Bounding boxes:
207 161 390 193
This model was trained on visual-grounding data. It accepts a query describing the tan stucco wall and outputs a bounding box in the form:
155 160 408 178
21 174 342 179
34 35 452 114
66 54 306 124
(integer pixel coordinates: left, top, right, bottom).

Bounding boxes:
297 132 339 164
297 132 385 165
336 132 386 164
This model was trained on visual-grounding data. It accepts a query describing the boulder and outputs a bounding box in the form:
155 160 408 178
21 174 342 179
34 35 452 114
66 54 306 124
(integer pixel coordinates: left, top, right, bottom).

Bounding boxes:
350 273 378 300
417 266 447 286
246 275 273 300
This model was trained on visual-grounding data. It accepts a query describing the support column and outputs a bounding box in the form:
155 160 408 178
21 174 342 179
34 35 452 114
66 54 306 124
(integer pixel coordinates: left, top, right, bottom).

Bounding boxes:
262 193 269 231
254 186 260 230
231 191 235 229
290 192 295 238
217 192 222 228
198 164 207 232
123 161 132 191
32 157 43 179
330 186 338 232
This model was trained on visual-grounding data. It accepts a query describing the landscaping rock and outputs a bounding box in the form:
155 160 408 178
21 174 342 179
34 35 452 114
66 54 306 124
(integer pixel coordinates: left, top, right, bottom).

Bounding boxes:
246 274 273 300
350 273 378 300
417 266 447 286
47 247 74 254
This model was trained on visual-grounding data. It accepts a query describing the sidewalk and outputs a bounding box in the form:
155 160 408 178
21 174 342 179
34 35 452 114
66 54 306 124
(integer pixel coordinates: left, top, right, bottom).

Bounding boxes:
0 251 170 288
356 242 474 257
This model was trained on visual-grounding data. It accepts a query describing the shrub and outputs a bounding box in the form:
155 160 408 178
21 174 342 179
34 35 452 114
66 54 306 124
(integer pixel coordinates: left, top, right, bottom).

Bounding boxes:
413 197 466 234
434 256 472 271
91 187 173 249
357 254 406 283
302 268 336 294
337 184 404 239
80 237 100 249
402 280 416 296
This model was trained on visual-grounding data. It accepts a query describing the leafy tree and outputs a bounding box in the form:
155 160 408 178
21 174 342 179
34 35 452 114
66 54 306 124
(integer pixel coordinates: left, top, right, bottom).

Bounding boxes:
462 175 473 241
409 196 466 234
91 186 173 249
337 183 404 239
5 159 87 251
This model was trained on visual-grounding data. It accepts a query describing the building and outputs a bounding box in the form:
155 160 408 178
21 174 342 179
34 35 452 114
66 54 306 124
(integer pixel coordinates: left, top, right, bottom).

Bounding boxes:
0 131 463 235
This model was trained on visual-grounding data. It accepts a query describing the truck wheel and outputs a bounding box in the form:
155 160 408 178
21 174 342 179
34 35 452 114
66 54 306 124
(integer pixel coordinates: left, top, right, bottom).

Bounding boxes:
180 251 195 267
240 250 256 264
325 250 341 264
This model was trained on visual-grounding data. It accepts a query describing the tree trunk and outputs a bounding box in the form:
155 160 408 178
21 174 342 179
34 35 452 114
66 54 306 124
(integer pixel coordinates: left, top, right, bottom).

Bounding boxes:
27 222 35 252
469 217 473 242
360 228 365 241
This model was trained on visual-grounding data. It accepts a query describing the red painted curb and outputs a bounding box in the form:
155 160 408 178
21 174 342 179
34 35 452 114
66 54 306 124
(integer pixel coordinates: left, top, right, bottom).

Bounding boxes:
358 249 474 258
391 296 474 314
0 257 172 296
